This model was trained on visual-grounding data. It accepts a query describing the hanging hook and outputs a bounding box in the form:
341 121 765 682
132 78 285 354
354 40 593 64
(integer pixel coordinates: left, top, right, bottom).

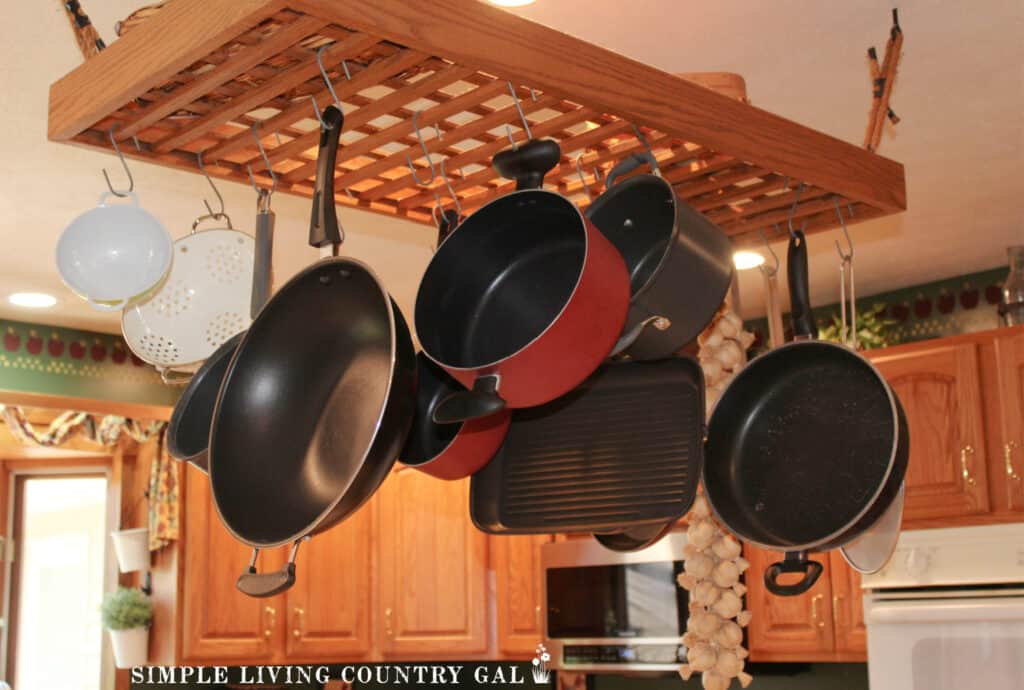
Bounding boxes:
437 158 462 217
786 183 806 238
196 151 227 219
405 111 438 186
506 81 533 141
102 127 134 197
758 226 781 277
574 154 596 201
316 45 347 110
245 123 277 196
834 197 854 262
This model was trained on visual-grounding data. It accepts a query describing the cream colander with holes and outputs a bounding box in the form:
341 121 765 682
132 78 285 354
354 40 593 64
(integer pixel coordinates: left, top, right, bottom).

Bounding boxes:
121 214 254 382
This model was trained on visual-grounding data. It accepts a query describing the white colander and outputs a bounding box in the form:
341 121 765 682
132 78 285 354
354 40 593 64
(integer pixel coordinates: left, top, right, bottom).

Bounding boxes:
122 217 254 378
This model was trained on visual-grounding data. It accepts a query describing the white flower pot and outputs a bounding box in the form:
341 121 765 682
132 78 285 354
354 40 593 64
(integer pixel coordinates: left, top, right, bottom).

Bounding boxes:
111 528 149 573
108 626 149 669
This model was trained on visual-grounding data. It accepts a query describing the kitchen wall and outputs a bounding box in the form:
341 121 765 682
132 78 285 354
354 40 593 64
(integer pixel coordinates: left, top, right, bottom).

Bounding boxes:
592 663 867 690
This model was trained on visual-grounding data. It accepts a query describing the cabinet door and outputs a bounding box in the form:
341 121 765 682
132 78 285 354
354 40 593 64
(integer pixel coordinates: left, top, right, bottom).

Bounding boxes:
378 470 488 656
828 551 867 657
284 500 374 660
744 545 834 660
994 332 1024 511
494 534 551 657
870 342 990 520
181 464 277 662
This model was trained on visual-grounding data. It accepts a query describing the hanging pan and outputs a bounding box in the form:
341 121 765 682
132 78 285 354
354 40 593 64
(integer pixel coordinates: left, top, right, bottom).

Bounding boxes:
208 105 416 598
585 150 734 359
703 227 909 597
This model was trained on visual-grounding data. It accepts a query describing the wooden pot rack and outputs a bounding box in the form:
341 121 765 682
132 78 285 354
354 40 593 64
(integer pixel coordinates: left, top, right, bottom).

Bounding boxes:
48 0 906 246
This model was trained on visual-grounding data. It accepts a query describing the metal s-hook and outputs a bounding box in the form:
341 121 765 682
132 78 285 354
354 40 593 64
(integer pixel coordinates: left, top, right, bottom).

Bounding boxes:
245 123 277 196
833 197 854 262
102 127 134 197
506 81 533 141
405 111 438 186
437 158 462 217
196 151 228 220
786 182 806 238
758 226 781 277
316 45 349 110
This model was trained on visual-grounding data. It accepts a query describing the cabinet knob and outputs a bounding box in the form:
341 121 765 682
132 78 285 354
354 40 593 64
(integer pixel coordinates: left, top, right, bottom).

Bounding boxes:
384 608 394 639
1006 442 1021 482
264 605 276 639
810 594 825 629
960 445 977 486
292 607 304 639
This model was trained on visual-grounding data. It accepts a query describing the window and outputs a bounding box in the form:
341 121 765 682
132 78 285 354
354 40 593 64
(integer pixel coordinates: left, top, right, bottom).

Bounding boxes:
6 475 109 690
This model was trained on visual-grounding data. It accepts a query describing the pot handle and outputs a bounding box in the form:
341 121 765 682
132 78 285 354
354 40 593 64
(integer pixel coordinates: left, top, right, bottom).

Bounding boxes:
308 105 345 249
764 551 823 596
236 538 306 598
610 315 672 357
605 151 660 188
432 375 506 424
492 139 561 190
251 190 275 318
787 229 817 339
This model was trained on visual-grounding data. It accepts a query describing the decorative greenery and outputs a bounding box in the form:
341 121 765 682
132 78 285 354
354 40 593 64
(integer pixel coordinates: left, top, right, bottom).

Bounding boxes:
818 302 897 350
100 587 153 630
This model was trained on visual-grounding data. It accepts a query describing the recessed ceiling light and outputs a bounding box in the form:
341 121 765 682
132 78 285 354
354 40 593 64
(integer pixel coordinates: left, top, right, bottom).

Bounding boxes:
732 251 766 271
8 292 57 309
489 0 536 7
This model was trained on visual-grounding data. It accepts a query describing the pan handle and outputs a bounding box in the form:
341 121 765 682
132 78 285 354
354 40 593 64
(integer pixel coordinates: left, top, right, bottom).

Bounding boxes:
236 538 306 598
431 375 506 424
787 229 817 339
251 189 275 318
308 105 345 249
610 315 672 357
764 551 824 597
605 151 660 188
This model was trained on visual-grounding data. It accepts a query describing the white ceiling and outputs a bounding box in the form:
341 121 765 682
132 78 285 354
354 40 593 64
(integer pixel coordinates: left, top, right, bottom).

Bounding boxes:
0 0 1021 333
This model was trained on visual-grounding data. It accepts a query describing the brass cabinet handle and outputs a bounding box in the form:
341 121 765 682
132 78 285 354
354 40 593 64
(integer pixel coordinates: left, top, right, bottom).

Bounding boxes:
292 607 304 639
1006 442 1022 482
535 605 542 631
960 445 976 486
810 594 825 629
384 608 394 639
832 595 842 625
264 605 276 639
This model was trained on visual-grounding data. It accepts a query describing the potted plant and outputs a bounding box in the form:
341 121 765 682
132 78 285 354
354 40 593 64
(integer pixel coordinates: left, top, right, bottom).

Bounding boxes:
101 587 152 669
110 527 149 572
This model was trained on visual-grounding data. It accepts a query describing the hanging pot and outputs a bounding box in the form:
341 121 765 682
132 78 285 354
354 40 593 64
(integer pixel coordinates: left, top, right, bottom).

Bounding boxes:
415 139 630 423
585 152 734 359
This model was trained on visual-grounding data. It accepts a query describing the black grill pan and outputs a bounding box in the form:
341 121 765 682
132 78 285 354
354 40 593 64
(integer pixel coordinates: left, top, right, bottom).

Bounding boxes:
470 357 704 534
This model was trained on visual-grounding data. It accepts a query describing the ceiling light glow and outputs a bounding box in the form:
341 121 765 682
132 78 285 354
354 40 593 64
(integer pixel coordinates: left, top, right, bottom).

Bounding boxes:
732 251 766 271
8 292 57 309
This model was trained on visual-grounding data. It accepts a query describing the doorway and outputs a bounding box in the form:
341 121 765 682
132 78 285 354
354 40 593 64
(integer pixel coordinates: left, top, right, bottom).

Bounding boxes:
4 473 110 690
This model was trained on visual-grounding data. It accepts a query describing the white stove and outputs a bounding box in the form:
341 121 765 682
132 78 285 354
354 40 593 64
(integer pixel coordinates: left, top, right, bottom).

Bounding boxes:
861 524 1024 690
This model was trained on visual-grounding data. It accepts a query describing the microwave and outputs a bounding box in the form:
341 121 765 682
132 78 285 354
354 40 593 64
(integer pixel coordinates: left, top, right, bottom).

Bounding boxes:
541 532 688 673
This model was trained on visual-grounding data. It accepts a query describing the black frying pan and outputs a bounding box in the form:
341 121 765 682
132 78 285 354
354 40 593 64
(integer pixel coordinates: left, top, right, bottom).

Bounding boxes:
704 229 908 596
207 105 416 598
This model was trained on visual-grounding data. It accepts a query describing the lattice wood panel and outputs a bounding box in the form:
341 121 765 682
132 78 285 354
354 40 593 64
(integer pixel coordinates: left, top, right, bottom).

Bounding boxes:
50 0 905 247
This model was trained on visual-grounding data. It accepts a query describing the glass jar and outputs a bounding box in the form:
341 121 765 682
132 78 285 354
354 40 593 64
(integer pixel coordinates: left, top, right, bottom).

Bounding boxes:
1001 245 1024 326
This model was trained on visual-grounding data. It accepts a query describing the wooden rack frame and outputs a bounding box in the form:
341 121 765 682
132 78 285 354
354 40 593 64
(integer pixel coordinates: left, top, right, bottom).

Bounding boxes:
48 0 906 246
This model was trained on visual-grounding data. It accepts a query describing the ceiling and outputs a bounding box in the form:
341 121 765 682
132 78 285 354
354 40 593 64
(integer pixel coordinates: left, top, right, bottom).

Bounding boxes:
0 0 1021 333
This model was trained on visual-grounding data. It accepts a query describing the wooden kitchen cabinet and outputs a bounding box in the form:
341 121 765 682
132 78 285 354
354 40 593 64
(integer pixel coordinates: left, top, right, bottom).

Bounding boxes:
284 499 375 661
869 340 990 521
180 463 277 663
493 534 552 657
993 331 1024 512
744 546 836 660
377 468 488 657
744 545 868 662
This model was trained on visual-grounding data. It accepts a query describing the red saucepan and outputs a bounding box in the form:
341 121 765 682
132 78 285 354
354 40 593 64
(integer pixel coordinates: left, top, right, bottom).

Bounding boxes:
415 139 630 423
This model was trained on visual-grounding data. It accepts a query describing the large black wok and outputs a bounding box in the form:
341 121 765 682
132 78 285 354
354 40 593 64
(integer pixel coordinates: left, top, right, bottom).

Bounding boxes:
207 105 416 598
704 229 908 596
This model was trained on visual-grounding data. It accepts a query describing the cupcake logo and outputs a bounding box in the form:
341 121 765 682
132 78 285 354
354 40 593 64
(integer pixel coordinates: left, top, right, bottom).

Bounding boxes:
531 643 551 683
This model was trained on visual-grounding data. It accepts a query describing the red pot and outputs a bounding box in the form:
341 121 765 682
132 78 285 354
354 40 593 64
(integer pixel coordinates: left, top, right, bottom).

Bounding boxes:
400 353 510 480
